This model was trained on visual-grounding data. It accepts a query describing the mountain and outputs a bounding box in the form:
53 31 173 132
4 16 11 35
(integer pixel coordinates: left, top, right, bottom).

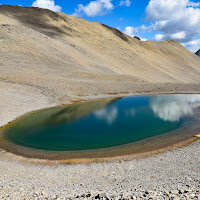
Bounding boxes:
196 49 200 57
0 5 200 103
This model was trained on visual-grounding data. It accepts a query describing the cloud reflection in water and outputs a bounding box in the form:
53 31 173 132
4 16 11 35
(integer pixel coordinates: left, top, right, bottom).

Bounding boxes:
150 95 200 122
125 108 136 118
94 106 136 124
94 107 118 124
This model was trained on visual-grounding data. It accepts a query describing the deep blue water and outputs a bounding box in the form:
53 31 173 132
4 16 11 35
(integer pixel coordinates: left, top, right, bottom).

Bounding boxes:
3 94 200 151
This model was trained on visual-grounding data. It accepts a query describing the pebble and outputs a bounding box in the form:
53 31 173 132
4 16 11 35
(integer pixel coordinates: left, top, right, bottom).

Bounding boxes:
0 140 199 200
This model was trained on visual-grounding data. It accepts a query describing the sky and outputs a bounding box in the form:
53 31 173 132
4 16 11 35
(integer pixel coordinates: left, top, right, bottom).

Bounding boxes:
0 0 200 52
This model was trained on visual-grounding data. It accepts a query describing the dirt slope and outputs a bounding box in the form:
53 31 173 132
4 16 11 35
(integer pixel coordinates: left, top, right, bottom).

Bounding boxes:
0 5 200 112
1 5 200 80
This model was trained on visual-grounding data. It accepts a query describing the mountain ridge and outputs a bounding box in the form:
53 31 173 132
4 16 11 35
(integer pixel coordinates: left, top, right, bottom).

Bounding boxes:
0 5 200 103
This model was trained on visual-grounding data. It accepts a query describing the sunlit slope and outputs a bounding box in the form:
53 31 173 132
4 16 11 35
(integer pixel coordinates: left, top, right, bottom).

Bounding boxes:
0 4 200 90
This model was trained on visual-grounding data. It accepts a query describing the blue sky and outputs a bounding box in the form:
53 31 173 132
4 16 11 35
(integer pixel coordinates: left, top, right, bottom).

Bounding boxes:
1 0 200 52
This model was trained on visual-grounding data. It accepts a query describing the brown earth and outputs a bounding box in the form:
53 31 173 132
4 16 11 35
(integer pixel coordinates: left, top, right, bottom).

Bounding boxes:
0 5 200 199
0 5 200 128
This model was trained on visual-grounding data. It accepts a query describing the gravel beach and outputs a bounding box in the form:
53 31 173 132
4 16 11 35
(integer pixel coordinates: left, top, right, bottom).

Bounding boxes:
0 139 199 199
0 84 200 199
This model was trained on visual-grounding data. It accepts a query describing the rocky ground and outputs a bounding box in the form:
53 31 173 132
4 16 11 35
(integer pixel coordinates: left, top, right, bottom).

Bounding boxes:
0 83 200 200
0 5 200 199
0 139 199 200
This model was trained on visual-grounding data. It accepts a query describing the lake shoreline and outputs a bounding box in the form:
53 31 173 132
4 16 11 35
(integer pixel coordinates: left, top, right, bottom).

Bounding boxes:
1 89 200 160
0 104 200 162
0 83 200 199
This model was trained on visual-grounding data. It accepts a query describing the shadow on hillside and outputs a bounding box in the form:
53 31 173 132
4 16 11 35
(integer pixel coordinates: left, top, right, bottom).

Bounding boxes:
101 24 129 43
0 5 75 38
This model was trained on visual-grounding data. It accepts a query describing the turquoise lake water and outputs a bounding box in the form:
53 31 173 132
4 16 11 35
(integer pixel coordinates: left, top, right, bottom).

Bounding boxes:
3 94 200 151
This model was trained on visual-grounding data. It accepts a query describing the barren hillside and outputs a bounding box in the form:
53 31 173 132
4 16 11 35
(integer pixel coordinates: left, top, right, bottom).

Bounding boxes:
1 5 200 82
1 5 200 199
0 5 200 125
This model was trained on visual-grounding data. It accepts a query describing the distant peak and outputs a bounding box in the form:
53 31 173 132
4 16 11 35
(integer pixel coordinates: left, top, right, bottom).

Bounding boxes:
195 49 200 57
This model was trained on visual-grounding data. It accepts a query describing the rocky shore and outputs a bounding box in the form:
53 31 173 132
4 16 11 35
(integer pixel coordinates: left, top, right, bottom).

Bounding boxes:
0 83 200 200
0 5 200 199
0 139 199 200
1 187 199 199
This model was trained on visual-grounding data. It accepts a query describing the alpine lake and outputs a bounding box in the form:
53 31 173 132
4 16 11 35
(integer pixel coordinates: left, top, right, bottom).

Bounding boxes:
0 94 200 160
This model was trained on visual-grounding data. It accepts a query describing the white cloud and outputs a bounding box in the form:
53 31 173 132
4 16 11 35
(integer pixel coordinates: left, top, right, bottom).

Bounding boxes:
119 0 131 7
183 39 200 52
141 38 147 41
140 25 151 31
187 1 200 7
146 0 188 21
150 94 200 122
32 0 61 12
72 0 114 17
171 31 186 40
145 0 200 43
124 26 138 37
123 26 148 41
123 24 153 40
155 34 164 41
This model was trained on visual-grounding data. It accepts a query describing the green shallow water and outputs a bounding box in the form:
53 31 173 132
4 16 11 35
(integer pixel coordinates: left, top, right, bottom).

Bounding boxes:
2 94 200 151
